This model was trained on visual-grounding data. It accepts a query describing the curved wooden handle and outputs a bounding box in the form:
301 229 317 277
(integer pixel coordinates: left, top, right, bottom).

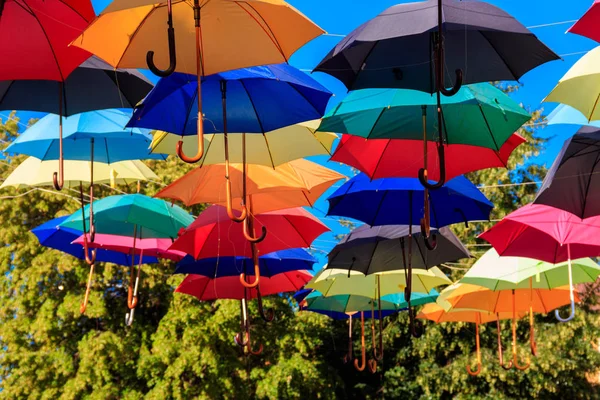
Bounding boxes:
225 178 247 223
82 235 97 265
234 331 249 347
146 0 176 77
243 217 267 243
418 144 446 190
256 288 274 322
247 331 264 356
80 262 95 314
466 322 482 376
343 315 353 363
367 359 377 374
420 218 438 251
176 134 204 164
239 243 260 288
354 312 366 371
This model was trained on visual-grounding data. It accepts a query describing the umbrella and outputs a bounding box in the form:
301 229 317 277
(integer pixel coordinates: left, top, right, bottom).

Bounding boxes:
460 248 600 291
480 203 600 321
169 205 329 287
546 104 600 128
534 127 600 218
155 158 344 214
0 56 154 189
544 46 600 122
150 121 337 165
73 0 323 165
72 234 185 262
313 0 558 92
331 133 525 181
567 1 600 43
31 216 159 313
327 174 493 229
0 0 94 81
417 303 528 376
60 194 194 317
439 283 579 370
176 270 313 355
0 157 157 190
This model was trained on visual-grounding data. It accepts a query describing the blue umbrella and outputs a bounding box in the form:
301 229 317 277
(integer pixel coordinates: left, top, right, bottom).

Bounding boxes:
174 248 316 278
5 109 166 163
547 104 600 128
32 216 159 267
327 174 493 228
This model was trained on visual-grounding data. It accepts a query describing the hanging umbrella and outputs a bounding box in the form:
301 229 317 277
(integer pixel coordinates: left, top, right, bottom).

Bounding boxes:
417 303 528 376
567 1 600 43
544 46 600 122
327 174 492 228
0 157 157 190
150 122 337 165
546 104 600 128
0 56 154 190
176 270 313 355
331 133 525 181
0 0 94 81
480 203 600 322
73 0 324 164
460 248 600 291
155 158 344 214
72 234 186 262
534 127 600 218
328 225 470 275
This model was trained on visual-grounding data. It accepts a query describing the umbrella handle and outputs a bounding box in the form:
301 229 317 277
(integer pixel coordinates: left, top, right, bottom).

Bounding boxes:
176 136 204 164
234 331 249 347
243 217 267 243
247 330 264 356
420 219 438 251
439 69 463 97
367 359 377 374
418 144 445 190
511 294 530 371
125 308 135 326
354 312 366 372
405 288 424 339
225 179 247 223
240 242 260 288
555 302 575 322
496 315 511 369
466 323 482 376
127 251 143 309
530 307 538 356
556 256 576 322
343 315 353 363
454 208 469 229
256 288 274 322
53 92 64 190
80 262 95 314
235 298 250 347
146 0 176 77
82 235 97 265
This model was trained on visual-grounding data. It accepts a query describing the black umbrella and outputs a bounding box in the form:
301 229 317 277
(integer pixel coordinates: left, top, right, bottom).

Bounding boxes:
534 127 600 219
0 56 154 190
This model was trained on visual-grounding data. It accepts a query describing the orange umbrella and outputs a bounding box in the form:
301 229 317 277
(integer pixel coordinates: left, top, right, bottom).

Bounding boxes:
154 159 345 215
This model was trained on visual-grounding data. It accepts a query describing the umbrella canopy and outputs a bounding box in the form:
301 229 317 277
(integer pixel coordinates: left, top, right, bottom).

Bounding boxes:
306 267 451 298
0 57 154 116
72 234 185 261
439 283 579 314
479 203 600 263
417 303 526 324
0 157 157 190
60 194 194 239
313 0 558 91
175 270 313 301
546 104 600 128
72 0 323 76
331 133 526 181
460 248 600 291
534 127 600 218
32 216 158 266
318 84 530 148
168 205 329 259
544 46 600 122
150 122 337 167
0 0 94 81
327 174 492 228
5 109 166 163
155 159 344 213
328 225 470 274
127 66 332 135
174 248 317 278
567 1 600 43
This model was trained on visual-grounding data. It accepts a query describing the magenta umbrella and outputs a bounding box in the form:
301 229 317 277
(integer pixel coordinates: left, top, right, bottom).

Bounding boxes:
72 233 186 261
480 203 600 322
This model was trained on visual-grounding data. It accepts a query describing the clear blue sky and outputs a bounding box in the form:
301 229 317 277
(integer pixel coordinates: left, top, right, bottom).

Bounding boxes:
5 0 598 269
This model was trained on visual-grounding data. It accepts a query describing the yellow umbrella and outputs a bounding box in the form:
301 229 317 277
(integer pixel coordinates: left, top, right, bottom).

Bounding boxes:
544 46 600 121
150 121 337 166
0 157 158 190
418 303 528 376
154 158 345 215
72 0 324 163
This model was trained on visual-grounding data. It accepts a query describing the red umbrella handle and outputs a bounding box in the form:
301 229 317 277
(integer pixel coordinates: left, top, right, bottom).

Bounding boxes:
146 0 176 77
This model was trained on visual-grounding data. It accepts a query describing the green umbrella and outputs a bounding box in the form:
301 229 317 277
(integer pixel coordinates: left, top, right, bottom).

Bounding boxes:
460 248 600 290
60 194 193 320
318 83 530 148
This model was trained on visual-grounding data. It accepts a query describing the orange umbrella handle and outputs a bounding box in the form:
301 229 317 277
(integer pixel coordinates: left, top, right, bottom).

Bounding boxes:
239 241 260 288
367 359 377 374
511 290 530 371
225 179 247 222
127 226 139 309
53 83 64 190
256 287 274 322
466 322 482 376
243 216 267 243
80 262 95 314
354 312 366 372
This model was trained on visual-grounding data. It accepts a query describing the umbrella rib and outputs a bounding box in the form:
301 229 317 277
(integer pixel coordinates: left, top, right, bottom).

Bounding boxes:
235 2 287 62
0 80 15 105
478 31 520 82
589 92 600 122
181 80 200 136
371 139 393 179
287 83 323 118
370 189 389 226
311 129 334 156
477 103 501 152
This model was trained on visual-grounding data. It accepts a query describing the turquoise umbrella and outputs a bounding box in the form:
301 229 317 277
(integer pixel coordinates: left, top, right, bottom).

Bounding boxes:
546 104 600 128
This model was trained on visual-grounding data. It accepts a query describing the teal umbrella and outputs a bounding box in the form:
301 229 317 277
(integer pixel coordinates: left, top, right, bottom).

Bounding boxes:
60 194 193 319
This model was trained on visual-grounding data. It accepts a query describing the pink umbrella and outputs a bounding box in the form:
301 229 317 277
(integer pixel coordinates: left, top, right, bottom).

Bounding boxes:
72 233 186 261
480 203 600 321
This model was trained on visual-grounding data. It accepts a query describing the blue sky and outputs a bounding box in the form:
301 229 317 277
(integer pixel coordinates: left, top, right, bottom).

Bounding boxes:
5 0 598 269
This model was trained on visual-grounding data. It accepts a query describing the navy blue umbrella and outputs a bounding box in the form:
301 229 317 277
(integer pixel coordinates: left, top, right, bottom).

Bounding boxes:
327 174 493 228
174 248 316 278
32 216 159 267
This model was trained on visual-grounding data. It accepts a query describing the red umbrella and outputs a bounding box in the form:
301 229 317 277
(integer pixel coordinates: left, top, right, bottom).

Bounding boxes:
331 133 525 181
568 1 600 43
480 203 600 322
0 0 94 81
